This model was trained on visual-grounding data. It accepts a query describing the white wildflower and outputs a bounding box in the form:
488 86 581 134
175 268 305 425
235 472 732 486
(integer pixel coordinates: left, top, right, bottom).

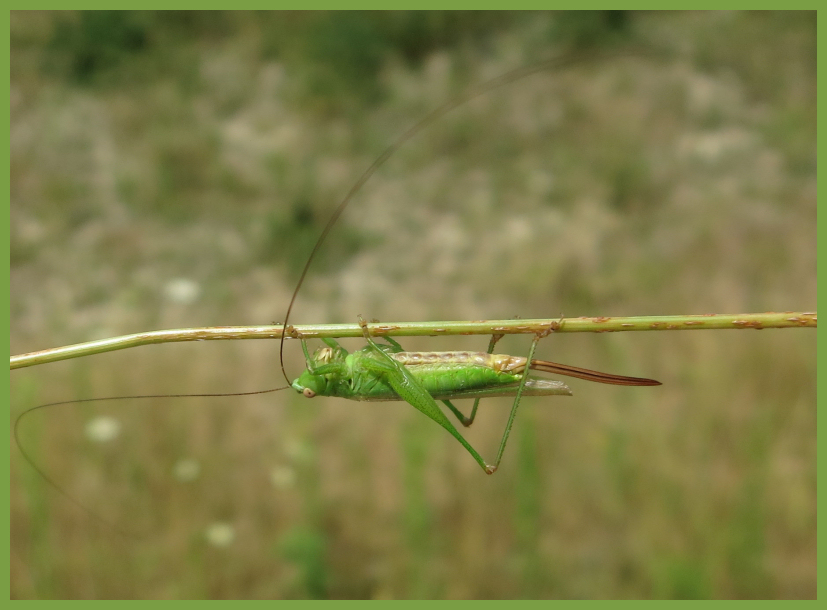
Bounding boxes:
163 278 201 305
205 522 235 548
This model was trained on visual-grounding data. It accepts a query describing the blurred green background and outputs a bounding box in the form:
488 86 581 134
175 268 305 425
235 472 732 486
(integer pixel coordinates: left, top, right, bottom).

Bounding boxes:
10 11 815 599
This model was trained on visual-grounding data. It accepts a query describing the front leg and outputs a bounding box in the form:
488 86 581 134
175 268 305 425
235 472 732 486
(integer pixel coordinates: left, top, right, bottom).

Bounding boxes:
300 338 315 370
302 337 348 373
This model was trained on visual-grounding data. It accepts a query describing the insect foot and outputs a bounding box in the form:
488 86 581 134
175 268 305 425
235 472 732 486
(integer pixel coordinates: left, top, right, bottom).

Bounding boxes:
485 464 498 475
538 316 565 339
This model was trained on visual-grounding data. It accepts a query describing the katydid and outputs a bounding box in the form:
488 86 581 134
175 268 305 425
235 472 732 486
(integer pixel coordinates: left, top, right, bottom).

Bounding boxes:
290 318 660 474
14 49 663 520
273 51 665 474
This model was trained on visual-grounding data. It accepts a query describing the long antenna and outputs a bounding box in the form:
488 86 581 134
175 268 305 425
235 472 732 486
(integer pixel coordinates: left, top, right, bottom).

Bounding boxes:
277 47 656 384
15 387 289 537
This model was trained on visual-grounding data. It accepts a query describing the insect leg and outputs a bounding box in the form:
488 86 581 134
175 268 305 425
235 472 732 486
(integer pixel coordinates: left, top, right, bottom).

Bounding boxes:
320 337 350 361
358 317 495 474
301 338 347 375
457 332 506 427
300 338 314 368
360 322 482 427
441 400 473 426
488 333 542 474
381 335 404 352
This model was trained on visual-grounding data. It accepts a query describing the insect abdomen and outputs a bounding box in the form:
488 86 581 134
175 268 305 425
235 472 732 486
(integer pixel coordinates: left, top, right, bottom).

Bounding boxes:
392 351 525 394
392 351 526 372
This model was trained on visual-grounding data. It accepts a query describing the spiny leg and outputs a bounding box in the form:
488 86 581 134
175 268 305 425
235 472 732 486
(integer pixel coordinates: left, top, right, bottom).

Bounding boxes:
357 316 495 474
488 333 542 474
299 339 343 380
300 338 314 369
381 335 404 352
441 400 473 426
301 337 348 374
360 320 476 426
488 319 561 470
356 318 405 352
443 332 505 427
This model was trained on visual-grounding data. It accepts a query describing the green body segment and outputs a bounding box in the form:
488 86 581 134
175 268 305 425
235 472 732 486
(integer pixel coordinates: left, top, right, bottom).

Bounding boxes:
292 335 567 474
291 333 656 474
292 346 571 402
350 351 518 400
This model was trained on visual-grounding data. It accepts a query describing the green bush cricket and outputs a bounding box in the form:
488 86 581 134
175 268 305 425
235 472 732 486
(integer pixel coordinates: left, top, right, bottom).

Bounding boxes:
14 49 665 520
273 50 664 475
10 13 815 599
289 318 660 474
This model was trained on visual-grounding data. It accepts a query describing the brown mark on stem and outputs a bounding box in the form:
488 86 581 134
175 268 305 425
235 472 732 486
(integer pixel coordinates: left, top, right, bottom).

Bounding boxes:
732 319 765 329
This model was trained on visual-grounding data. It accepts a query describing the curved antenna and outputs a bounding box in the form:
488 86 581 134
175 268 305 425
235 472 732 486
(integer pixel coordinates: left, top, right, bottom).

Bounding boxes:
278 47 655 384
14 386 289 538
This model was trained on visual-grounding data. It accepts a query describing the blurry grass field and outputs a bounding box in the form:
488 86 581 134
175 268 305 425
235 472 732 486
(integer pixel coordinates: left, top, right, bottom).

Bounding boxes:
10 11 815 599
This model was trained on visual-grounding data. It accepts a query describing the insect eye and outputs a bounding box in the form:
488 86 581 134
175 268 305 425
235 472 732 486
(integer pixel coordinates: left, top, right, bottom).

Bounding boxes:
303 388 316 398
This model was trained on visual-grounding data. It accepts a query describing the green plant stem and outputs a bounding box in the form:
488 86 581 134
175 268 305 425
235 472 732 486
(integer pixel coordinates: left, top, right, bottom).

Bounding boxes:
10 311 816 370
